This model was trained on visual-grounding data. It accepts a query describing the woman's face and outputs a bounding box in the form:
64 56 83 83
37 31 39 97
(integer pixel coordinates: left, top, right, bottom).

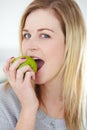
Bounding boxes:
21 9 65 84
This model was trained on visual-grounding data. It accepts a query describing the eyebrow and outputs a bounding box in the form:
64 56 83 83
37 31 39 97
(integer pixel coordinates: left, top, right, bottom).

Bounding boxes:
22 29 28 32
38 28 54 33
22 28 54 33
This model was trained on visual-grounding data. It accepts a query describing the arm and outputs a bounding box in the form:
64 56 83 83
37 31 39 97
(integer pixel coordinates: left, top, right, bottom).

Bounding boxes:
3 57 39 130
15 109 37 130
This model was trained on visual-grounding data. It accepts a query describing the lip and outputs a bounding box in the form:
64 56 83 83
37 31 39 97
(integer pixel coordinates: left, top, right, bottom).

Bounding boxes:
29 56 40 60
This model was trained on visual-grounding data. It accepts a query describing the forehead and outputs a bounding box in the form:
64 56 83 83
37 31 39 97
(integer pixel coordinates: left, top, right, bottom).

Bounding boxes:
24 9 62 31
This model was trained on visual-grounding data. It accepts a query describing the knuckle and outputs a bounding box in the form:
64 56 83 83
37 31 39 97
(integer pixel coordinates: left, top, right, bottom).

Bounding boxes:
22 65 32 73
10 65 17 73
26 71 30 75
17 68 22 75
27 71 34 78
25 71 31 77
9 66 14 71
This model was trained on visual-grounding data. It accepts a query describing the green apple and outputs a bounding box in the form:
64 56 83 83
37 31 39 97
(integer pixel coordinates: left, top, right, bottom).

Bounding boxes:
12 56 37 73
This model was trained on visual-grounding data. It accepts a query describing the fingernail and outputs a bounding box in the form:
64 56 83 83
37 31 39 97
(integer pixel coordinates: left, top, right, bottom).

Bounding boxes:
10 57 14 59
21 57 26 60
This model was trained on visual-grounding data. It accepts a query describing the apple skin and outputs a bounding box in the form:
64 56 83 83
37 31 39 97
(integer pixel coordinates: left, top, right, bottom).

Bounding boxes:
12 56 37 73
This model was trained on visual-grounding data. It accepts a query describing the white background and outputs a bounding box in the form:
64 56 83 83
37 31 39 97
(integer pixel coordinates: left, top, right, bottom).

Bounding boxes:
0 0 87 62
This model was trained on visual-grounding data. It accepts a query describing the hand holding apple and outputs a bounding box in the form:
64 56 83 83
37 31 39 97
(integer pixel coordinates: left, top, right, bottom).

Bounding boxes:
3 56 39 111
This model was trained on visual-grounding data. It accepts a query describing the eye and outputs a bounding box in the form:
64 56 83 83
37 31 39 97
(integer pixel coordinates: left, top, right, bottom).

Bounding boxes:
41 34 50 38
23 33 31 39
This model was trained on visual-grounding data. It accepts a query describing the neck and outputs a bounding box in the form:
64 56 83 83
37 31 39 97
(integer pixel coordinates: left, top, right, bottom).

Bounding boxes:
40 77 64 118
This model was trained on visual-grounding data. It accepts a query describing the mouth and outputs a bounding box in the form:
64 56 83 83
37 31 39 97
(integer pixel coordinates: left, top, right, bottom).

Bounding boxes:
31 57 45 71
35 59 44 71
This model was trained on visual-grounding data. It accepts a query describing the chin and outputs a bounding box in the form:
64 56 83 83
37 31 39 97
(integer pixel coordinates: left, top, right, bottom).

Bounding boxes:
35 76 47 85
35 79 43 85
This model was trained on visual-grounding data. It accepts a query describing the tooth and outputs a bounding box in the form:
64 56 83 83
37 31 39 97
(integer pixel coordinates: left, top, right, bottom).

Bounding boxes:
33 58 39 60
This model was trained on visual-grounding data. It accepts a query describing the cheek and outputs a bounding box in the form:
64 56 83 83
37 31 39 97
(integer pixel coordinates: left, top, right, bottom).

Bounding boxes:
45 42 65 62
47 44 65 75
21 42 26 54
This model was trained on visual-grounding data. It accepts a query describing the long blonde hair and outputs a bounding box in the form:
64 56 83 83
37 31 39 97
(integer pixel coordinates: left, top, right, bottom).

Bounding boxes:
19 0 87 130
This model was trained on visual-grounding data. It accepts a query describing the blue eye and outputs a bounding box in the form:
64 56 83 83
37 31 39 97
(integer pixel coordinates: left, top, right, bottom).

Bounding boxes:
41 34 50 38
23 33 31 39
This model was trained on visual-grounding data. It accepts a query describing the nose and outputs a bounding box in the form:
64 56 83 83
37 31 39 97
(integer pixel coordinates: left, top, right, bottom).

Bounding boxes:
27 39 39 52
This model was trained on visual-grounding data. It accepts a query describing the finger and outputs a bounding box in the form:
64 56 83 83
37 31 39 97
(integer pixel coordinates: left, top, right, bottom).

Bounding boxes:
9 58 26 80
16 65 33 82
10 58 26 71
3 57 15 73
24 71 35 89
24 71 35 83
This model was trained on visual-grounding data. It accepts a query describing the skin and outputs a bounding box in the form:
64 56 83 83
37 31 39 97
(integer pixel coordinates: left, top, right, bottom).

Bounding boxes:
22 9 65 85
3 9 65 130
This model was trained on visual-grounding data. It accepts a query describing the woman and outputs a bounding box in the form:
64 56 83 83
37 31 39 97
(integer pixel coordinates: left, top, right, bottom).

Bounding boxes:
0 0 87 130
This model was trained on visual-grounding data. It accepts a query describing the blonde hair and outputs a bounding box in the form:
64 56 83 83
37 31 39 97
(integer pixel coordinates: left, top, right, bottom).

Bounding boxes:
19 0 87 130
